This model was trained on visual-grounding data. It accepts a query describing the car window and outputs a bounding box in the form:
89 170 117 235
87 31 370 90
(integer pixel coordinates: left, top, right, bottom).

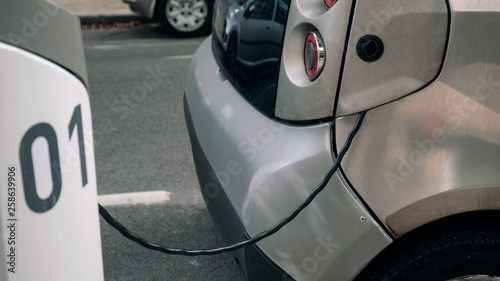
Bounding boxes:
248 0 274 21
212 0 291 117
274 0 288 26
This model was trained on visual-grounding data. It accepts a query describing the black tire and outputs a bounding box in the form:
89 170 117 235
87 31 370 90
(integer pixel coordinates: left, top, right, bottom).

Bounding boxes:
158 0 213 38
355 222 500 281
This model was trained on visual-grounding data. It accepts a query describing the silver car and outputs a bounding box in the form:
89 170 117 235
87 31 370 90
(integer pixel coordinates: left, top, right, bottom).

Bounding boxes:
184 0 500 280
122 0 213 37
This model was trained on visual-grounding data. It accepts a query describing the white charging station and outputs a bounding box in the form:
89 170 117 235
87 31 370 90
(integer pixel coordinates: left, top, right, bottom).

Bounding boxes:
0 1 104 280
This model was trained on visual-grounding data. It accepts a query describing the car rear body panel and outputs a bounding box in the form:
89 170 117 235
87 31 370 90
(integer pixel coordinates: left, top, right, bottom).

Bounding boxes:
185 0 500 279
336 0 500 237
184 38 391 281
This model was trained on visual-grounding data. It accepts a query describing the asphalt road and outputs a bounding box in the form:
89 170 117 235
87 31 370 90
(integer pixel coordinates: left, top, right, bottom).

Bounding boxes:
83 24 246 281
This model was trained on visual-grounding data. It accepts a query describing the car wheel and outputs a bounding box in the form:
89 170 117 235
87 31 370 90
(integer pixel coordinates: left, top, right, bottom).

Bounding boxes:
158 0 213 37
355 223 500 281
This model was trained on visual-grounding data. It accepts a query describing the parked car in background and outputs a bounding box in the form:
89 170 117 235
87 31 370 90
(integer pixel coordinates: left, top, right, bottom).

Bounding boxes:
122 0 213 37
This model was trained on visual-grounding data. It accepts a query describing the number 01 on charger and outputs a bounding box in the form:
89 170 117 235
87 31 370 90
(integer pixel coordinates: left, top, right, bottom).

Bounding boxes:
0 2 104 280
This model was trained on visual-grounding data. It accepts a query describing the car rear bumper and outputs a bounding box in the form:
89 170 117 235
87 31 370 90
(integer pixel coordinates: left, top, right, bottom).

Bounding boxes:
122 0 155 18
184 37 392 281
184 94 291 280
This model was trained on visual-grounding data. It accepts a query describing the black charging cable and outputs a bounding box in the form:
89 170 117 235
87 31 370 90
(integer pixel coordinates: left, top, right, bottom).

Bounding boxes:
99 111 366 256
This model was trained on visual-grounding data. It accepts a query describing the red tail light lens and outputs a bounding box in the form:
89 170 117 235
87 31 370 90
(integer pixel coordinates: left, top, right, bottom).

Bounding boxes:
304 31 325 80
324 0 336 9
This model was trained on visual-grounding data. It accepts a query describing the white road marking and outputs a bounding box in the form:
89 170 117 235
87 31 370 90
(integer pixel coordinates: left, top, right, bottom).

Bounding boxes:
163 55 194 60
89 45 122 50
98 190 172 207
87 40 202 50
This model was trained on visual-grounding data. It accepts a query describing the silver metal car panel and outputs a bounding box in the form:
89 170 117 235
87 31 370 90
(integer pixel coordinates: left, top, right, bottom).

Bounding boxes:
336 0 500 237
274 0 354 121
185 37 391 281
336 0 449 117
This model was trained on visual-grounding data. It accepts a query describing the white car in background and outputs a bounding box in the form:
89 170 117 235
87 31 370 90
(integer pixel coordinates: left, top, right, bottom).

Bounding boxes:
122 0 213 37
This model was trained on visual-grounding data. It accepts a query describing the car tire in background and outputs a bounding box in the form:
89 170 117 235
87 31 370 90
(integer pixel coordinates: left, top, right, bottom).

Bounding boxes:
355 219 500 281
158 0 213 37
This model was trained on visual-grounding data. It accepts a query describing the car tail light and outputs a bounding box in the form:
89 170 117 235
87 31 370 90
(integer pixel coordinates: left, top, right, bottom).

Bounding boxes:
324 0 336 9
304 31 325 80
